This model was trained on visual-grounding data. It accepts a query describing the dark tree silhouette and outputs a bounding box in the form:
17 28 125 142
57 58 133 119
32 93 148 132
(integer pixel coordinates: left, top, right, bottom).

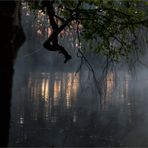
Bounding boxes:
0 0 147 146
0 1 25 146
42 1 72 63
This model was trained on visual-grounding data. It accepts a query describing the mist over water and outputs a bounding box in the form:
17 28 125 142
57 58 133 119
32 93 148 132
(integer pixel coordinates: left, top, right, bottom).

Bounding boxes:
9 4 148 147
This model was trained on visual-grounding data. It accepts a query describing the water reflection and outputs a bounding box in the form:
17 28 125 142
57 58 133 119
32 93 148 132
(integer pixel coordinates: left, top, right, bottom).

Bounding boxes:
28 72 79 121
10 72 81 146
9 70 148 147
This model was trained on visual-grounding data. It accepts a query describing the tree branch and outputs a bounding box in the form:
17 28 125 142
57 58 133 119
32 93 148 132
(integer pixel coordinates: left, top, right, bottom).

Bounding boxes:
42 1 82 63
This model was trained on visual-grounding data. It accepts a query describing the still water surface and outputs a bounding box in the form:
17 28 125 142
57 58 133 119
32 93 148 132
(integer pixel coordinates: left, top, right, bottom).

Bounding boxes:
9 70 148 147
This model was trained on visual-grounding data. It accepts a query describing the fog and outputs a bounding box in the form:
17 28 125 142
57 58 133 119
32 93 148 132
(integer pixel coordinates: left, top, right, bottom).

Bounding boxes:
9 4 148 147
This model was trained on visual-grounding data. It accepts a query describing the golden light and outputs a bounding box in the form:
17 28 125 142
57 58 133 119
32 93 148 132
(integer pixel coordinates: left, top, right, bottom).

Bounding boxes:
45 79 49 102
41 78 49 102
65 73 79 108
28 72 80 113
53 80 61 106
71 73 79 99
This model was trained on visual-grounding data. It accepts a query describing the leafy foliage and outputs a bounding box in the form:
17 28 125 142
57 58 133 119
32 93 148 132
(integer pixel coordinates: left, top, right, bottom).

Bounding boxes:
27 0 148 63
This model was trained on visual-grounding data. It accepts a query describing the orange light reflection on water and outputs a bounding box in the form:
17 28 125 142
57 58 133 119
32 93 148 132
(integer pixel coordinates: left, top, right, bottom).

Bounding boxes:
29 72 79 108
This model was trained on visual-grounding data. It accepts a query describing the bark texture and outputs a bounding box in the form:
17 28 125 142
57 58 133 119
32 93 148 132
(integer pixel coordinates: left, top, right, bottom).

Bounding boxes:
0 1 25 146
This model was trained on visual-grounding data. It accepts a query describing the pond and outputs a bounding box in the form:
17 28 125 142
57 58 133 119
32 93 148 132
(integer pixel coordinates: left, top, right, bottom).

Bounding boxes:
8 5 148 146
9 69 148 147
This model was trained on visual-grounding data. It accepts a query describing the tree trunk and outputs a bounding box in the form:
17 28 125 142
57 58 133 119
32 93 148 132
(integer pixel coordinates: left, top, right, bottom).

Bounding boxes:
0 1 25 146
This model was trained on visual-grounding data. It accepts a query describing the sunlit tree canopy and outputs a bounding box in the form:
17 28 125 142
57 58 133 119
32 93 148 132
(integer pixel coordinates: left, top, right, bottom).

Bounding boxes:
27 0 148 64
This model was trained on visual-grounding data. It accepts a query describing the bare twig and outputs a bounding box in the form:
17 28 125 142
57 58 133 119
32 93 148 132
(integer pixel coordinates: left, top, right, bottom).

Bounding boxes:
75 21 102 105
